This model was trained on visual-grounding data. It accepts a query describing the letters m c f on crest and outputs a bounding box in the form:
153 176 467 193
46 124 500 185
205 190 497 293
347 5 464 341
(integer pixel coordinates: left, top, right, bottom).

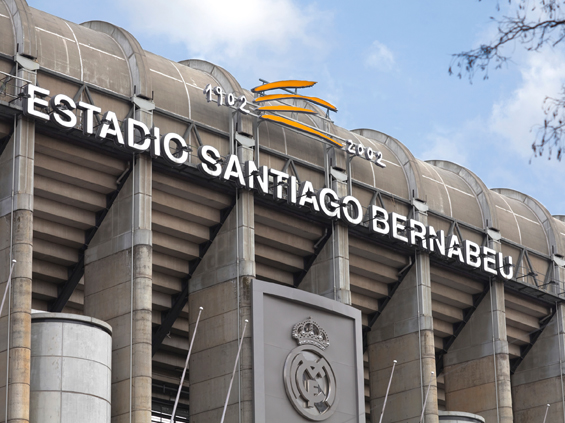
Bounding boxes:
284 317 338 421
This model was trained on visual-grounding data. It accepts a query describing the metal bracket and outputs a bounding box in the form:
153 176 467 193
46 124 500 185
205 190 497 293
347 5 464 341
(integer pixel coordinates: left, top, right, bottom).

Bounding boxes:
411 198 429 214
133 95 156 111
330 167 347 182
487 227 502 242
235 132 254 147
553 254 565 268
15 53 39 71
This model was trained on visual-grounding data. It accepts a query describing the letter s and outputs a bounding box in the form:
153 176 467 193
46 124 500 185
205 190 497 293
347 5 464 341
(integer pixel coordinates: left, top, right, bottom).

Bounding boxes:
197 145 222 177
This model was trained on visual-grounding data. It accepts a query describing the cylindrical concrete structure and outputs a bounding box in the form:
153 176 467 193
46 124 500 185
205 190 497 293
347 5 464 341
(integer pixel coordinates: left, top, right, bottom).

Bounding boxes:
29 313 112 423
438 411 485 422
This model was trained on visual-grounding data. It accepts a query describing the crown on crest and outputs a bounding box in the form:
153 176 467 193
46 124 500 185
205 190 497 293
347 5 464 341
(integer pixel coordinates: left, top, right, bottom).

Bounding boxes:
291 317 330 350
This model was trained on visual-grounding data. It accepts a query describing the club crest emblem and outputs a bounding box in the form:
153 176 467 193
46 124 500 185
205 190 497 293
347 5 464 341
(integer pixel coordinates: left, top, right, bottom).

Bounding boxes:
283 317 338 421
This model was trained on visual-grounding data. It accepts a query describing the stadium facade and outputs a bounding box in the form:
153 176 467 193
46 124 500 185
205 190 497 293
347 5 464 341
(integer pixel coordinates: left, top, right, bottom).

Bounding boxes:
0 1 564 422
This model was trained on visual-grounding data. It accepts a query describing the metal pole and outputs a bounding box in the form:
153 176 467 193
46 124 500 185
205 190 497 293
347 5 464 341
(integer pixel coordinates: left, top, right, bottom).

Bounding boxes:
542 403 550 423
378 360 397 423
415 252 424 403
490 279 500 423
419 371 434 423
171 306 204 423
6 98 17 423
557 303 565 423
0 260 16 317
220 319 249 423
232 110 242 423
129 153 135 423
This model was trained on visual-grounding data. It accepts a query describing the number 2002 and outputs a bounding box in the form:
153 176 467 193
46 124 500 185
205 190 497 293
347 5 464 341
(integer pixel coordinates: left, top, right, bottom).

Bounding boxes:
204 84 250 114
344 139 386 168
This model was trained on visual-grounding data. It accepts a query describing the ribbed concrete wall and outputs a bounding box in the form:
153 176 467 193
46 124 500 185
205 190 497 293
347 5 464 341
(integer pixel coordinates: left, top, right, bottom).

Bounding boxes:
0 2 564 423
30 313 112 423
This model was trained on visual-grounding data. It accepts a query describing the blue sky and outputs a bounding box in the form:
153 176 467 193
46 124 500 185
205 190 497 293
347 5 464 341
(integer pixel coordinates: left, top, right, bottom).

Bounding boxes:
27 0 565 216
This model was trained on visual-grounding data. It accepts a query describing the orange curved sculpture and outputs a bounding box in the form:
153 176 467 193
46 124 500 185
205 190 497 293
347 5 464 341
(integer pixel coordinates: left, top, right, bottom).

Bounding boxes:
260 114 342 147
251 80 316 93
256 105 318 114
254 94 337 113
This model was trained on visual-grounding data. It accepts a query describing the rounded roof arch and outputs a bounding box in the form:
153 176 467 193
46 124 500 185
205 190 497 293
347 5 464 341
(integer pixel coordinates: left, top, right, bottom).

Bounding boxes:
491 188 558 255
0 2 15 57
321 126 409 199
351 128 423 201
81 20 151 98
553 216 565 258
25 8 132 96
427 160 497 230
5 0 36 57
179 59 244 97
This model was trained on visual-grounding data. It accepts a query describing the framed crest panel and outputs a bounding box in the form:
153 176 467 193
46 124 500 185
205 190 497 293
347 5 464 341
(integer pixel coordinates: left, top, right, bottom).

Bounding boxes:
252 279 365 423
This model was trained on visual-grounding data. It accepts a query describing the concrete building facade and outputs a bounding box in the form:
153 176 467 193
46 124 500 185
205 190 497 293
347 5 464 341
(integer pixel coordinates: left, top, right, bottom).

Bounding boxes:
0 2 564 422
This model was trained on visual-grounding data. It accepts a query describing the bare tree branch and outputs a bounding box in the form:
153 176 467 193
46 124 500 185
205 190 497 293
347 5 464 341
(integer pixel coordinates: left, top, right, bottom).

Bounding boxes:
452 0 565 160
534 87 565 160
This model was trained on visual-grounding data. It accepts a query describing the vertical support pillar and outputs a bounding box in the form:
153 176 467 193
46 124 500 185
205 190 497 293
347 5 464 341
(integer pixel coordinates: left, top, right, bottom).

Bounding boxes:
511 302 565 423
299 179 351 304
188 143 255 423
84 102 153 423
0 60 37 423
368 209 438 423
443 275 512 422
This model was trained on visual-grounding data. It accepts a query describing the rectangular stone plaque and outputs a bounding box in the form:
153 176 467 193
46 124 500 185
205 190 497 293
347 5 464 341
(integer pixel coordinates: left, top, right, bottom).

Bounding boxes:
252 279 365 423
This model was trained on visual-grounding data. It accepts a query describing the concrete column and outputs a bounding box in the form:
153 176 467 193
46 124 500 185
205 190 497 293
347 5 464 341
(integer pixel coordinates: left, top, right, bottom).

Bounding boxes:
84 150 152 423
443 280 512 423
368 209 438 423
188 144 255 423
511 302 565 423
0 65 36 423
299 179 351 304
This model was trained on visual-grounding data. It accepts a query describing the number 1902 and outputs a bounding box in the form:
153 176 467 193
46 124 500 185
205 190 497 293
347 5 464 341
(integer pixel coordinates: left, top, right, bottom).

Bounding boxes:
204 84 250 115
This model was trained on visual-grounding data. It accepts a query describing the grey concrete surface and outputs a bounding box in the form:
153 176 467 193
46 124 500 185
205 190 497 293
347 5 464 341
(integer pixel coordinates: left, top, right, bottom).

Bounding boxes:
300 179 351 304
444 281 513 423
368 239 439 423
30 313 112 423
189 144 255 423
0 3 563 423
511 303 565 423
84 154 153 423
0 110 36 423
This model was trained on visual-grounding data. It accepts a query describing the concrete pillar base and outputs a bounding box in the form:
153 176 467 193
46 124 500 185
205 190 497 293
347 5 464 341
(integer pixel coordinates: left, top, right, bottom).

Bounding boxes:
368 253 438 423
444 281 513 423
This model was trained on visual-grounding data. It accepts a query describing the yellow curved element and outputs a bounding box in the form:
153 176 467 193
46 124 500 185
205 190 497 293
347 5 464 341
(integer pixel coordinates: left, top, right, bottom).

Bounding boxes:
257 105 318 115
251 80 316 93
254 94 337 112
261 114 342 147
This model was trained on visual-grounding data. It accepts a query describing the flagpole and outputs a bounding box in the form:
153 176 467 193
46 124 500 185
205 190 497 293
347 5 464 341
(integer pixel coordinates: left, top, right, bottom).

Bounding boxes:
171 306 203 423
0 260 16 317
220 319 249 423
542 403 550 423
378 360 397 423
419 371 434 423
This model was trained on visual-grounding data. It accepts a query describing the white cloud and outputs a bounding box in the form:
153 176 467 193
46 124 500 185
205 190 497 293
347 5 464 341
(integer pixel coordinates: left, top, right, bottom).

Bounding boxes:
419 124 475 167
365 40 395 72
449 7 565 213
119 0 332 66
489 48 565 158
